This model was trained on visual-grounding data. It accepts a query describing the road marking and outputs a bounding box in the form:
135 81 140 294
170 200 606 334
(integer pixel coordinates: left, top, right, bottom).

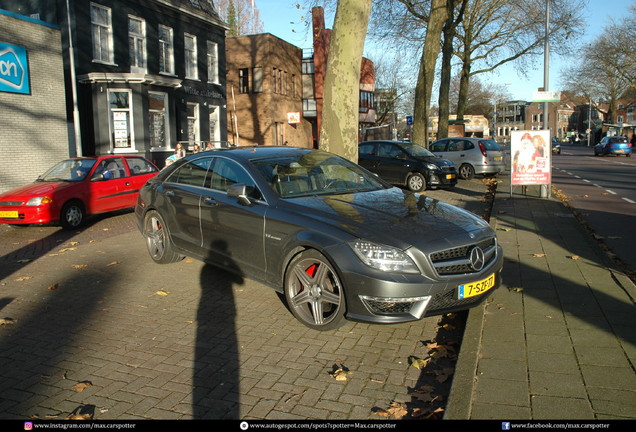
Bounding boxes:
606 190 617 195
554 166 635 204
623 198 636 204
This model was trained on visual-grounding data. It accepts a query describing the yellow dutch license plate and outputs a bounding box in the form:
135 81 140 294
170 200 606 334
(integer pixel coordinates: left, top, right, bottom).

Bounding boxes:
446 174 456 180
458 273 495 299
0 211 19 219
494 156 503 161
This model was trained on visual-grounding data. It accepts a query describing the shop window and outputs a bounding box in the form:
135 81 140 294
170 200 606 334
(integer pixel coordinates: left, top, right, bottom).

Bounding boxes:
109 90 134 150
185 34 198 80
129 16 146 73
187 103 200 144
149 92 169 150
209 106 220 146
90 3 113 64
159 25 174 74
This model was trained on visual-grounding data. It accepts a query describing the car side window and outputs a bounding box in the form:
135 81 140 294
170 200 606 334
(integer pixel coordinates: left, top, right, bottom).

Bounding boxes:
359 143 375 156
209 158 262 200
463 140 475 150
378 143 403 158
170 158 213 187
430 141 447 152
125 157 158 176
93 158 126 180
447 140 460 152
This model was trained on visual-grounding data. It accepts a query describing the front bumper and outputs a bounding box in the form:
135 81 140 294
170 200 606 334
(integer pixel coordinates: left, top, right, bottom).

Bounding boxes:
0 205 57 225
326 243 504 324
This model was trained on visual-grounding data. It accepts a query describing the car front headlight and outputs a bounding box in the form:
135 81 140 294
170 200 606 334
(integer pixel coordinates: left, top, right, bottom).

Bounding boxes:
26 196 53 206
349 240 420 274
426 163 439 171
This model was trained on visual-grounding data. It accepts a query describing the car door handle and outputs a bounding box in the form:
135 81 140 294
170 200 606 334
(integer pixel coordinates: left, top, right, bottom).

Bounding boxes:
165 190 175 197
203 197 218 206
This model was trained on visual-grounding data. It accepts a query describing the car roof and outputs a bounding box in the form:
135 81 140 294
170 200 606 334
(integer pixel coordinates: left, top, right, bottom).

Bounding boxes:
188 146 315 162
359 140 424 147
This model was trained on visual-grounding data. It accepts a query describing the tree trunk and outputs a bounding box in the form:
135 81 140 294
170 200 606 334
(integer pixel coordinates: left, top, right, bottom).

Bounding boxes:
319 0 372 162
412 0 447 146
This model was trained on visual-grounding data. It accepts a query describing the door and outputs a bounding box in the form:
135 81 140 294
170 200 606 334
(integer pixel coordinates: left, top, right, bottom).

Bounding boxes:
88 157 130 213
375 142 411 183
200 157 267 278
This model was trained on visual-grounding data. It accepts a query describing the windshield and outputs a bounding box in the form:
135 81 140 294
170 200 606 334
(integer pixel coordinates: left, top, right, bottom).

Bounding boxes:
251 150 389 198
403 144 435 157
38 159 97 182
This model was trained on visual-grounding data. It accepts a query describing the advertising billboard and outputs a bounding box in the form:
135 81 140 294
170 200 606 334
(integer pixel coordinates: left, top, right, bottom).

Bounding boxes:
510 130 551 186
0 42 30 95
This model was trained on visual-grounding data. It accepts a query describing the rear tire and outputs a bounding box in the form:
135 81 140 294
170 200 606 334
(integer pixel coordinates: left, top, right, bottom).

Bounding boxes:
458 164 475 180
143 210 182 264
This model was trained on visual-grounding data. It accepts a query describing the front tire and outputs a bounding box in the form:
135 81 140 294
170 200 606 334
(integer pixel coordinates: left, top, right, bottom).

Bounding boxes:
407 172 427 192
284 249 346 331
143 210 182 264
60 201 85 229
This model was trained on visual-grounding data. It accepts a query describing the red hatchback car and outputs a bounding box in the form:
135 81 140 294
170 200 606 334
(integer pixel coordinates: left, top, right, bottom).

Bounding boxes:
0 155 158 229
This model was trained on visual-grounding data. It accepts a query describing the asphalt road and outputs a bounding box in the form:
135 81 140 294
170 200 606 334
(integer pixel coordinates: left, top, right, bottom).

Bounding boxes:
551 144 636 278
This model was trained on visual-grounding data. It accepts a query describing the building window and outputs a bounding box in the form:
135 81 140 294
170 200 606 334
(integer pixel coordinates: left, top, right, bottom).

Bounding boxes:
239 68 249 93
185 34 198 79
187 103 199 143
253 67 263 93
158 25 174 74
207 41 219 84
129 16 146 72
291 74 296 98
91 3 113 64
149 92 169 149
359 91 374 113
109 90 133 150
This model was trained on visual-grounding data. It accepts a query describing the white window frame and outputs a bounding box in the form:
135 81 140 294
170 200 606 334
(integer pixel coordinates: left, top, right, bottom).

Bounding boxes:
128 15 146 73
91 3 114 64
108 89 136 152
207 41 219 84
158 25 174 75
185 33 198 80
148 91 170 151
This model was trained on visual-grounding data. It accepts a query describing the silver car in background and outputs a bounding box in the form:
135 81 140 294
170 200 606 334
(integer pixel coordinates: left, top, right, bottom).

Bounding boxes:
430 138 506 180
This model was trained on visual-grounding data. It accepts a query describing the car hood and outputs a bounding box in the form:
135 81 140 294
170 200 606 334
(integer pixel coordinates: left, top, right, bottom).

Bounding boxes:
413 155 455 168
281 187 492 251
0 182 74 201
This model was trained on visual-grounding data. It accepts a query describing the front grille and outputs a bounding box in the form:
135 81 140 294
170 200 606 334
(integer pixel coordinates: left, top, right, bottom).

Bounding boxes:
430 238 497 276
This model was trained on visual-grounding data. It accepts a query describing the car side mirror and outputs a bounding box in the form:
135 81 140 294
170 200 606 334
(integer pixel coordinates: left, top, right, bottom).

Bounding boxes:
227 183 251 206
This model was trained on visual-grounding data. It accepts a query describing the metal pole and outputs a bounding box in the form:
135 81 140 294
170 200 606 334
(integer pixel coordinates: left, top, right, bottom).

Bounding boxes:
66 0 82 157
541 0 550 198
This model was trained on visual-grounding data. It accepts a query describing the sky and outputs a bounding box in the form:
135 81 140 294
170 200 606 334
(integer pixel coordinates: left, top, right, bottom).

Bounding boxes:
256 0 635 101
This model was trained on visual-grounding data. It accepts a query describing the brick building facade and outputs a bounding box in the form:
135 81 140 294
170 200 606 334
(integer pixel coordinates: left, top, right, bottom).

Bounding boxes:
0 11 69 193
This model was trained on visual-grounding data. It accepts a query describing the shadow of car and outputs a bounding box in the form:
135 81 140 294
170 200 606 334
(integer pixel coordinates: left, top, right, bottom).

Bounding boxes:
358 140 457 192
429 137 505 180
135 146 503 331
0 155 158 229
594 136 632 157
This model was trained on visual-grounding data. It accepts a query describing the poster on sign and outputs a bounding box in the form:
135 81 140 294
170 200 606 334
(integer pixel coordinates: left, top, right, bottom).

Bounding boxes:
510 130 551 186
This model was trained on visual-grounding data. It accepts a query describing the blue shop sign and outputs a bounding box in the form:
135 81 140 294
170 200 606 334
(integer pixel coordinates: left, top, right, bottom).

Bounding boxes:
0 42 30 95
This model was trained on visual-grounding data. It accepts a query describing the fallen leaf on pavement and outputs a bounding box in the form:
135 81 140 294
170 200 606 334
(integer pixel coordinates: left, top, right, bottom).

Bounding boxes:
0 318 17 325
48 284 59 290
155 290 170 296
106 261 121 267
410 357 430 370
532 253 545 257
72 264 88 269
71 381 93 392
568 255 580 260
15 276 32 281
329 364 351 381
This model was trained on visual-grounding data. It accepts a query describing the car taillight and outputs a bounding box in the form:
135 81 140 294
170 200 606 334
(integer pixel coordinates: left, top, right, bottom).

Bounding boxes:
478 141 487 157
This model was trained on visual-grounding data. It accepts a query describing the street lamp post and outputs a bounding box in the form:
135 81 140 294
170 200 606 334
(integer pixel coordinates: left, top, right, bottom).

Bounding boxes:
541 0 550 198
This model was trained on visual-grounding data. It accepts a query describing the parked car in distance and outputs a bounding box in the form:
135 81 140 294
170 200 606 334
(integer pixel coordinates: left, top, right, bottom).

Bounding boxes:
429 137 505 180
0 155 158 229
551 137 561 155
136 146 503 331
594 136 632 157
358 140 457 192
